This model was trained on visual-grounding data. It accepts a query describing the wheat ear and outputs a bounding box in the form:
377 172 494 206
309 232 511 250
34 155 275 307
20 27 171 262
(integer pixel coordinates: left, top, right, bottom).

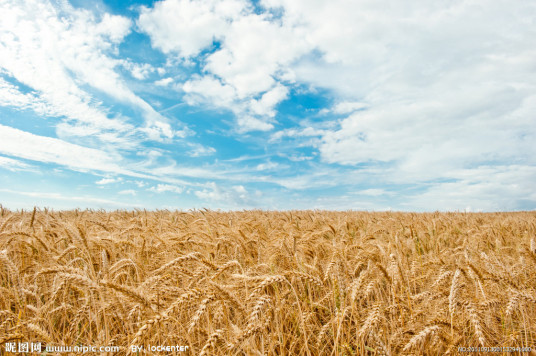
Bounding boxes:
403 325 441 351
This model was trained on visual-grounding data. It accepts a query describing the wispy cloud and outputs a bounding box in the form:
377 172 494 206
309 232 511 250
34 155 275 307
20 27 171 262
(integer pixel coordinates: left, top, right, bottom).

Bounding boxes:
0 188 140 208
0 124 122 172
0 0 179 143
0 155 34 172
0 125 198 188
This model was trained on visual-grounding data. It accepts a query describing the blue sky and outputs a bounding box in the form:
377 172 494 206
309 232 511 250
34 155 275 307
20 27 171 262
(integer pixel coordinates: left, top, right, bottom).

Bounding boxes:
0 0 535 211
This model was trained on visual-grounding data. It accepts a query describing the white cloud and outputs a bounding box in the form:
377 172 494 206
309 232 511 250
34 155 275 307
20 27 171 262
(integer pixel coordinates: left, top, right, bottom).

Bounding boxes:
141 0 536 173
95 12 132 43
0 76 131 140
236 116 274 133
358 189 387 197
256 0 535 211
182 75 285 132
138 0 247 57
139 0 309 132
256 161 279 171
256 0 536 181
248 84 288 117
96 177 123 185
154 77 173 86
134 180 147 188
121 61 155 80
265 170 339 190
319 88 536 171
0 188 140 209
149 184 183 194
403 165 536 211
118 189 136 196
0 155 33 172
187 143 216 157
194 182 252 207
0 77 43 112
0 126 210 198
232 185 247 198
269 126 325 142
194 183 221 200
148 162 261 184
0 124 121 172
331 101 368 115
0 0 176 143
285 154 314 162
203 13 310 98
183 75 237 108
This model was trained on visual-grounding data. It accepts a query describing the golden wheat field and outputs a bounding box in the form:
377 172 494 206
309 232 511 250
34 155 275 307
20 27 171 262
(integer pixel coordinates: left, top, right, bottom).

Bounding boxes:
0 208 535 355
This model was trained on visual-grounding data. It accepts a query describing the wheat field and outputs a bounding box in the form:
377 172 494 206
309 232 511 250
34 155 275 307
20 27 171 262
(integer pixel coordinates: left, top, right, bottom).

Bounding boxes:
0 207 535 355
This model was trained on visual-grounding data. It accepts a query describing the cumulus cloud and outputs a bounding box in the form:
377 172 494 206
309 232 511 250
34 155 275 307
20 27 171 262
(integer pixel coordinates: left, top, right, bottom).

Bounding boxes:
231 0 536 210
121 61 155 80
138 0 247 57
134 180 147 188
154 77 173 86
96 177 123 185
183 75 238 108
194 183 253 207
139 0 309 132
260 0 536 190
248 84 289 117
236 116 274 133
181 76 288 132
